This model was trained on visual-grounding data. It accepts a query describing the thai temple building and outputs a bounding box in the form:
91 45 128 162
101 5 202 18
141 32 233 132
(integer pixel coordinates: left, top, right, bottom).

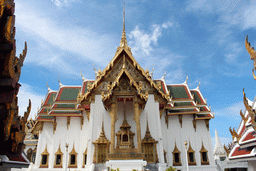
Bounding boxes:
228 89 256 171
227 36 256 171
214 130 247 170
28 6 218 171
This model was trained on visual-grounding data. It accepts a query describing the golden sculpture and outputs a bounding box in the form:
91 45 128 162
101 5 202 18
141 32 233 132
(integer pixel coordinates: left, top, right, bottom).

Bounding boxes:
243 88 256 131
245 35 256 79
229 127 240 141
240 109 248 124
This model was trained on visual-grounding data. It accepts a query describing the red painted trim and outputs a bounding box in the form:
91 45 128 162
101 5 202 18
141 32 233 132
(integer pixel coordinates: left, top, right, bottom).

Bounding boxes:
231 147 251 157
243 131 256 142
239 125 246 137
43 92 57 106
191 90 205 104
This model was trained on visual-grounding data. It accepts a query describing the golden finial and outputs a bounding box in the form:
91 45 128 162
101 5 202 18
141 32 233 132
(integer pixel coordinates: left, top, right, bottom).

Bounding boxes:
46 81 52 91
183 75 188 84
161 70 166 80
80 70 87 82
58 77 63 87
196 81 201 90
123 2 125 34
118 1 130 51
150 65 154 77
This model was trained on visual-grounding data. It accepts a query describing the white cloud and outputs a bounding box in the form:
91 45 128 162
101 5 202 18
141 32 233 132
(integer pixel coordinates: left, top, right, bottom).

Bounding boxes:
186 0 256 31
51 0 61 6
18 83 45 119
224 42 242 65
15 2 115 67
243 4 256 30
215 101 244 120
161 22 173 29
128 22 174 55
50 0 80 7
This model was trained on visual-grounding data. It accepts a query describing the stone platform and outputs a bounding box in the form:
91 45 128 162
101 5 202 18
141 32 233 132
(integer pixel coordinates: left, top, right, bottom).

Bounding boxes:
106 160 147 171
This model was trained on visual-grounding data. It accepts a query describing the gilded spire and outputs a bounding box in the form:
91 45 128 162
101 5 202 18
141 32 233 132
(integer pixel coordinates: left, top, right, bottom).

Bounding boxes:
118 2 131 51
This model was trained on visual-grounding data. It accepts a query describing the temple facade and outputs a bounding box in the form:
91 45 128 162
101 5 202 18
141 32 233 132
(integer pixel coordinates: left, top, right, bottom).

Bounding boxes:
29 10 217 171
228 90 256 171
227 36 256 171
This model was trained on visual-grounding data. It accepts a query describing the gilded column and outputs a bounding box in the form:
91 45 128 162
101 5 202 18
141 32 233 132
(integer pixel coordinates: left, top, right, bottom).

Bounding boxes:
110 103 117 153
134 101 142 153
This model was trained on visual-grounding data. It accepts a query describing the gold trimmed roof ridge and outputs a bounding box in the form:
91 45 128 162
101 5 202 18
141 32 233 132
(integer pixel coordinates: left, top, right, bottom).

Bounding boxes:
78 48 170 104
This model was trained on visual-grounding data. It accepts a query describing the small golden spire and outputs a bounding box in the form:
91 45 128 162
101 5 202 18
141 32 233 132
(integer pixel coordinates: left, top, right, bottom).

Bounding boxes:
118 2 131 51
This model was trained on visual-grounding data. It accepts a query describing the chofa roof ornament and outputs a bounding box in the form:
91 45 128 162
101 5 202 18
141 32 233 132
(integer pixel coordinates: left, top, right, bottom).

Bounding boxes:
245 35 256 80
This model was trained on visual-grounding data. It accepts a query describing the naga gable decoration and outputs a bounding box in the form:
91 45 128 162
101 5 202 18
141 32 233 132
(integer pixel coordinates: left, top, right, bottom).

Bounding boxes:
245 35 256 80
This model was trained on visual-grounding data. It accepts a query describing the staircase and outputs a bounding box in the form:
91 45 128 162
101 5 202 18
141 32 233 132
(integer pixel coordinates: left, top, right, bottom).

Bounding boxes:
94 163 107 171
145 163 158 171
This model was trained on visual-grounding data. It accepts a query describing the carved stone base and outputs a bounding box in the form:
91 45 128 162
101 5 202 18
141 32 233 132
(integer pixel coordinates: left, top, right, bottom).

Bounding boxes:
106 160 147 171
108 152 145 160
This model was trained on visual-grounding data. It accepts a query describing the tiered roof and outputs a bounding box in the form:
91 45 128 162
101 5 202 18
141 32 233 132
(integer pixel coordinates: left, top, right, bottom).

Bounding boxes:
35 7 213 128
229 90 256 161
165 80 213 119
35 82 83 125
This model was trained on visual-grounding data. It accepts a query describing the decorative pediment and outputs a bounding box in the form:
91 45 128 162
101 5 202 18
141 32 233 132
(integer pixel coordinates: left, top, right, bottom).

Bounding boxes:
78 50 169 105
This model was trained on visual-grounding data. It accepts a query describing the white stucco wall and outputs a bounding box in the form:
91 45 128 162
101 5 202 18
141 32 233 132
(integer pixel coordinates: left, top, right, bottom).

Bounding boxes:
32 94 216 171
164 115 216 170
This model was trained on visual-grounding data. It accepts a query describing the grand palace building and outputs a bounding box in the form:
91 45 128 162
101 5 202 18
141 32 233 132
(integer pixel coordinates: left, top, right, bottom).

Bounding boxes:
27 7 217 171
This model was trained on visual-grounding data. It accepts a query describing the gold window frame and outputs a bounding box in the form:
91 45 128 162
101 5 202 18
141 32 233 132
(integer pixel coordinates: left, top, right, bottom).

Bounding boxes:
39 144 49 168
172 143 181 166
200 142 209 165
83 148 87 168
68 143 77 168
54 144 63 168
187 143 196 165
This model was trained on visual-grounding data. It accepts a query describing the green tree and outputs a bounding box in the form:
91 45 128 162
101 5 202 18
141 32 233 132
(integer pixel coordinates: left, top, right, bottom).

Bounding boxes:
165 166 177 171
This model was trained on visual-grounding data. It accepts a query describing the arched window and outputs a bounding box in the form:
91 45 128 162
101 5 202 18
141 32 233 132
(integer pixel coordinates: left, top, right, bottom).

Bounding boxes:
39 145 49 168
200 142 209 165
172 143 181 166
68 143 77 168
54 144 63 168
187 142 196 165
83 148 87 167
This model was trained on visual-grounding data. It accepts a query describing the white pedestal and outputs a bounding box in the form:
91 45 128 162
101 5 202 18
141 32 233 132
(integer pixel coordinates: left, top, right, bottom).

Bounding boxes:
106 160 147 171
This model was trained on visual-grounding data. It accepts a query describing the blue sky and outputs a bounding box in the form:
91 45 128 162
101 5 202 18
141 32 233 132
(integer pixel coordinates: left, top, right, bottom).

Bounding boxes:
15 0 256 149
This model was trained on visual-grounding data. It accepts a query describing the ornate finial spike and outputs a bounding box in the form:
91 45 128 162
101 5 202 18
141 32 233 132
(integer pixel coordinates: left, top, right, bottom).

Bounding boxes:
150 65 154 77
46 81 52 91
80 70 87 82
123 2 125 33
196 81 201 89
118 1 130 50
58 77 63 87
161 70 166 80
184 75 188 84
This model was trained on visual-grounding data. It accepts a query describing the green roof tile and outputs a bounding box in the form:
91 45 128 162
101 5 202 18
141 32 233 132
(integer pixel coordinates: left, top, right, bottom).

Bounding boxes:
46 93 56 105
174 102 193 107
168 86 189 99
191 91 203 104
59 88 80 101
54 104 76 108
